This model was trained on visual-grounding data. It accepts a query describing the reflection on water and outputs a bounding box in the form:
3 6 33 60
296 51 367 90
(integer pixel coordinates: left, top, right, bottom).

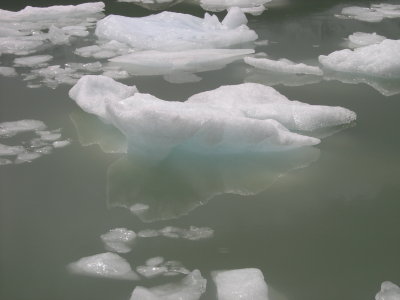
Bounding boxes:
107 148 320 222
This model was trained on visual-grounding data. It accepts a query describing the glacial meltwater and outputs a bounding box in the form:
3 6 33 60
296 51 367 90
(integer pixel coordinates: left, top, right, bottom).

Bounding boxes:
0 0 399 299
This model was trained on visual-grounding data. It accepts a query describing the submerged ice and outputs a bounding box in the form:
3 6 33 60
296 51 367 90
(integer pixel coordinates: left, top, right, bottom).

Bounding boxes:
69 76 355 158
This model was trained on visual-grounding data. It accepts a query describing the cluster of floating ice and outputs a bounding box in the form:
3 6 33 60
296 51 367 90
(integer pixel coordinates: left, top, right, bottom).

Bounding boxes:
346 32 386 48
375 282 400 300
69 75 355 159
138 226 214 240
0 119 70 166
68 252 140 280
0 2 104 56
212 268 269 300
337 3 400 23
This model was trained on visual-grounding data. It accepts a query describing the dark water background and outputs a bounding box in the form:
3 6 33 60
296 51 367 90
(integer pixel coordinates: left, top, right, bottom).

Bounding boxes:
1 0 400 299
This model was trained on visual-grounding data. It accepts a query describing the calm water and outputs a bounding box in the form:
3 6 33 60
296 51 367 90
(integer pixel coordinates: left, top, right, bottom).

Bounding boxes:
1 1 400 300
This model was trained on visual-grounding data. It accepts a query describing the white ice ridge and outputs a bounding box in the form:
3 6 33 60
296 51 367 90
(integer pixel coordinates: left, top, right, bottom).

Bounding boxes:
95 7 258 51
0 119 70 165
108 48 254 76
347 32 386 48
244 56 323 76
319 39 400 79
68 252 139 280
0 2 104 56
338 4 400 22
100 228 137 253
375 281 400 300
212 268 269 300
130 270 206 300
138 226 214 240
199 0 271 16
69 76 355 158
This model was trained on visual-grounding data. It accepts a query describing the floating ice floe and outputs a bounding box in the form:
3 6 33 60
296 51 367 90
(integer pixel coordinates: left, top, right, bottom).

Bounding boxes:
198 0 271 16
0 66 17 77
244 56 323 75
346 32 386 48
100 228 137 253
68 252 139 280
375 281 400 300
212 268 269 300
14 55 53 67
138 226 214 240
108 48 254 79
136 258 190 278
70 76 355 159
319 39 400 95
0 119 70 166
130 270 206 300
95 8 258 51
0 2 104 56
337 4 400 22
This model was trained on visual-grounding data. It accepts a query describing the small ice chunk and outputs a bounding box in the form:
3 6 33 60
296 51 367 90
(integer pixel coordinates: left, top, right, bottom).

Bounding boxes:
103 69 130 79
95 10 257 51
68 252 139 280
0 67 17 77
36 130 62 141
0 143 25 156
138 229 160 238
244 57 323 76
200 0 270 15
138 226 214 240
130 270 206 300
100 228 137 253
222 7 249 28
0 119 46 137
375 281 400 300
347 32 386 48
212 268 269 300
0 37 44 56
75 45 103 57
136 265 168 278
146 257 164 267
48 25 70 45
319 39 400 79
34 146 53 155
52 140 71 148
339 4 400 22
14 55 53 67
68 75 138 120
0 158 12 165
15 151 41 163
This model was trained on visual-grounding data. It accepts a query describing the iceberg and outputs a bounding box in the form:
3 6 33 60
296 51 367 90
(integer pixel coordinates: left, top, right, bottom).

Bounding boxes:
68 252 139 280
375 281 400 300
244 56 323 75
108 48 254 76
100 228 137 253
0 66 17 77
130 270 206 300
319 39 400 79
212 268 269 300
95 8 258 51
347 32 386 48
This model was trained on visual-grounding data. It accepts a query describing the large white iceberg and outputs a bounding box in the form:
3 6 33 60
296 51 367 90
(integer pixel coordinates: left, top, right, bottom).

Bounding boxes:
319 39 400 79
68 252 139 280
95 8 258 51
130 270 206 300
212 268 269 300
69 76 355 159
375 281 400 300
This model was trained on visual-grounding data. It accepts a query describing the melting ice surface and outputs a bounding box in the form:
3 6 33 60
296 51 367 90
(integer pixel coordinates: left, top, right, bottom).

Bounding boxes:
69 75 355 159
130 270 206 300
95 7 258 51
68 252 139 280
375 282 400 300
212 268 269 300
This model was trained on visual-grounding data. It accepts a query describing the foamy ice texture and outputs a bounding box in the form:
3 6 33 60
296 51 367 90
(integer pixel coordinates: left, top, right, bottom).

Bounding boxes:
138 226 214 240
198 0 271 16
338 4 400 22
69 75 356 159
319 39 400 95
0 2 104 55
347 32 386 48
244 56 323 75
100 228 137 253
108 48 254 80
375 282 400 300
68 252 139 280
0 119 70 165
95 7 258 51
130 270 206 300
212 268 269 300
